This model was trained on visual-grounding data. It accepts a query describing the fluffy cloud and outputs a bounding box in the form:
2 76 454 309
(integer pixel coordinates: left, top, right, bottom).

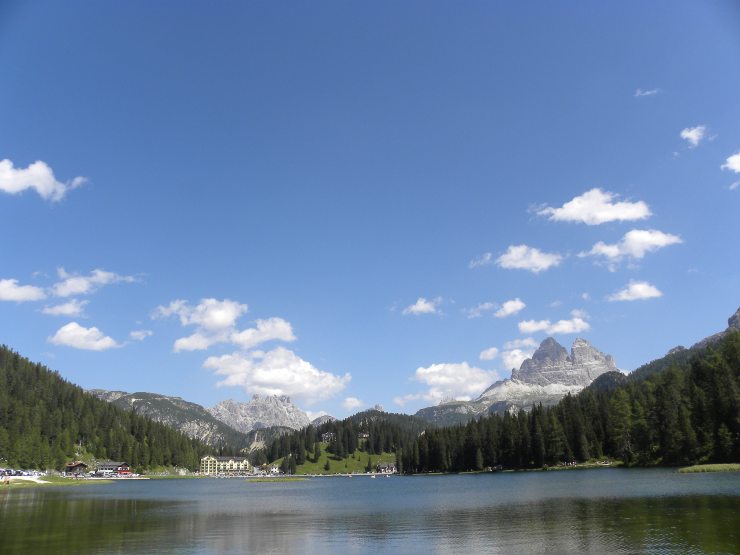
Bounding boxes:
52 268 136 298
721 151 740 174
402 297 442 315
608 280 663 301
502 348 534 371
469 252 494 269
174 332 219 352
503 337 538 349
495 298 526 318
465 301 496 319
496 245 562 273
130 329 153 341
518 311 590 335
580 229 682 268
0 159 86 202
680 125 706 148
0 278 46 302
203 347 350 405
402 362 499 405
342 397 364 410
154 298 247 331
230 317 296 349
634 88 659 97
48 322 119 351
479 347 499 361
538 188 651 225
730 181 740 191
42 299 88 316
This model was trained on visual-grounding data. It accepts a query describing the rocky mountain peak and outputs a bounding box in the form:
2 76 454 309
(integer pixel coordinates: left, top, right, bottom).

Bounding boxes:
208 394 310 435
511 337 616 387
691 305 740 350
530 337 568 363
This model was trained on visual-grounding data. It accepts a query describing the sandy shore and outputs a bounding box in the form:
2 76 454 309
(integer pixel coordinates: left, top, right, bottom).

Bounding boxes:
3 475 49 484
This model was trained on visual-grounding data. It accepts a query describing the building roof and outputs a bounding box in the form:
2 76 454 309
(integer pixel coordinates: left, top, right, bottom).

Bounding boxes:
64 461 88 468
202 455 249 462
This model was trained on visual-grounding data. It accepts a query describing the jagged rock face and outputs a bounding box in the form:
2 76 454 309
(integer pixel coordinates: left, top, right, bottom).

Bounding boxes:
208 395 310 435
509 337 616 388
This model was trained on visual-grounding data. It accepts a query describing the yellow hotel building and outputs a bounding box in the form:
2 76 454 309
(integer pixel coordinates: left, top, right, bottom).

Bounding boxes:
200 455 251 475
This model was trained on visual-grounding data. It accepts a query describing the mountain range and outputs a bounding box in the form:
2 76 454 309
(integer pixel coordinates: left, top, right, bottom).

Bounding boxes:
414 337 618 425
89 305 739 443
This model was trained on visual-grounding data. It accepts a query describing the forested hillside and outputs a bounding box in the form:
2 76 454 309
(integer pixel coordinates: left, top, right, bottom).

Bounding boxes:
264 409 428 466
266 332 738 473
400 331 739 472
0 346 212 471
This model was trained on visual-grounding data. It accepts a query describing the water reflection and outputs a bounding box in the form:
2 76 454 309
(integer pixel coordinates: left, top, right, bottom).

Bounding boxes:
0 471 738 554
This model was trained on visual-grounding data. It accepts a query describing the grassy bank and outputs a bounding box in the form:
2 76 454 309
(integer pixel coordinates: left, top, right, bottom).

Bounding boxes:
678 463 740 473
275 443 396 475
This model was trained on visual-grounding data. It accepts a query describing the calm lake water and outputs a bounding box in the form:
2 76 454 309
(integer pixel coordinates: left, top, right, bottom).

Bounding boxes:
1 468 738 554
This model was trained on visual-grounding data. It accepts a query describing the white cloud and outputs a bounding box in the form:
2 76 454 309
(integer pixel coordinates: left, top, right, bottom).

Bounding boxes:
342 397 364 411
42 299 88 316
518 316 590 335
730 181 740 191
408 362 499 405
465 301 496 319
402 297 442 315
231 317 296 349
52 268 136 298
48 322 119 351
579 229 682 266
203 347 350 405
608 280 663 301
502 348 534 371
538 188 651 225
0 278 46 302
495 298 526 318
634 88 659 97
469 252 494 269
479 347 499 361
496 245 562 273
153 298 247 331
154 298 268 352
721 151 740 174
130 329 153 341
503 337 538 350
0 159 86 202
680 125 706 148
174 331 225 352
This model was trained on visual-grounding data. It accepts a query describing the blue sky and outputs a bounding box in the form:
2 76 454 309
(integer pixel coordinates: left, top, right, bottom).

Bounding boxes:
1 1 739 418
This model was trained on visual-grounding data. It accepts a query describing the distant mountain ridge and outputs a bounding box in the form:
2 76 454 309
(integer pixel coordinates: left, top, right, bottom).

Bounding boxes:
415 337 617 425
88 389 251 448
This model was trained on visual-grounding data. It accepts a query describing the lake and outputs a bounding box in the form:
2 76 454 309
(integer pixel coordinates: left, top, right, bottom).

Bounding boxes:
1 468 738 554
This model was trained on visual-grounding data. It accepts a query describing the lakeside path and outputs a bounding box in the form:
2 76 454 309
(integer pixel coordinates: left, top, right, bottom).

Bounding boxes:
2 476 117 489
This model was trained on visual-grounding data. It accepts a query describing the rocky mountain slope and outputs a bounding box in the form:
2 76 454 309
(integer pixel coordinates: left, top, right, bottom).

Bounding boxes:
690 306 740 350
415 337 618 425
207 395 310 435
87 390 250 448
